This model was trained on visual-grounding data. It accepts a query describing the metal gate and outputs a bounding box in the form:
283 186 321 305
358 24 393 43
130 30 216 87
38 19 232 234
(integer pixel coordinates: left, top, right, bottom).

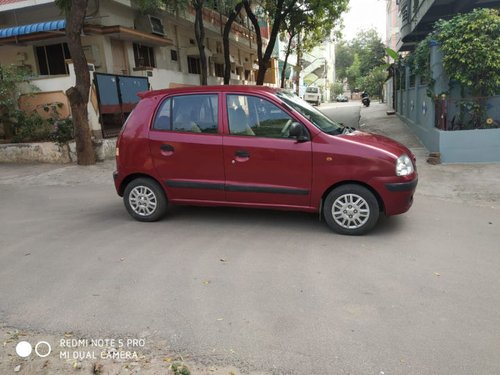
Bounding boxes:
94 73 149 138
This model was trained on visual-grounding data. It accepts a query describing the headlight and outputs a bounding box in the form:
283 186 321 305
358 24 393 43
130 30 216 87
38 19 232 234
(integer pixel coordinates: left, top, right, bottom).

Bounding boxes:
396 154 414 176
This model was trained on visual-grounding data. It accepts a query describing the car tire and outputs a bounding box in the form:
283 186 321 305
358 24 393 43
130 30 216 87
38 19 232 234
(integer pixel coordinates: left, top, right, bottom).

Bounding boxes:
123 177 168 222
323 184 379 235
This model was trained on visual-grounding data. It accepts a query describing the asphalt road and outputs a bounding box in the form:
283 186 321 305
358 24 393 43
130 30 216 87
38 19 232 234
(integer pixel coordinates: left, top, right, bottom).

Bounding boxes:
1 103 500 374
319 101 361 128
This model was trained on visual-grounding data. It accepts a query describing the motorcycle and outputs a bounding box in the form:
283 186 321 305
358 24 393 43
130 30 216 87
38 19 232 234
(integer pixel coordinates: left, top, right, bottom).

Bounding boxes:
361 95 370 107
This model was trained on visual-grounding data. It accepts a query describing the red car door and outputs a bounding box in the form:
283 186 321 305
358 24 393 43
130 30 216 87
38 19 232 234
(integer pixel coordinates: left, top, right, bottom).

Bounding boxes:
149 93 225 203
223 93 313 208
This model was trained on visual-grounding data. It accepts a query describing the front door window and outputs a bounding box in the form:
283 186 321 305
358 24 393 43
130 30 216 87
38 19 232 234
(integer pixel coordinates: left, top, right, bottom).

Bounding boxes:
226 94 294 138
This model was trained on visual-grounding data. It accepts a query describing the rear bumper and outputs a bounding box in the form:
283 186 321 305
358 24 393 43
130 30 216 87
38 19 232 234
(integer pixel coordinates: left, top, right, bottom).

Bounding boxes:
113 170 123 196
304 96 320 103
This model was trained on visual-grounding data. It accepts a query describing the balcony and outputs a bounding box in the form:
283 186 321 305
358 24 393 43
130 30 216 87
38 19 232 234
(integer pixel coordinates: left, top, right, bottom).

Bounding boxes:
398 0 499 51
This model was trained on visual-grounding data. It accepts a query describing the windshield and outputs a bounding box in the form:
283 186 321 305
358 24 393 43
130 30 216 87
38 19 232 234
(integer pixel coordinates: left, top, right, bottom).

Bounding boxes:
306 87 318 93
277 91 344 135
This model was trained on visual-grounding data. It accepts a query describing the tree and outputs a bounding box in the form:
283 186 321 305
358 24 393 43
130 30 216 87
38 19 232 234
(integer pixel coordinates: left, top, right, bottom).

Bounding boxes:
279 4 305 88
351 29 385 77
335 41 353 81
55 0 96 165
243 0 266 84
345 53 361 91
192 0 209 85
331 81 344 96
279 0 347 88
279 29 296 88
338 28 386 93
357 66 387 98
267 0 348 85
223 1 245 84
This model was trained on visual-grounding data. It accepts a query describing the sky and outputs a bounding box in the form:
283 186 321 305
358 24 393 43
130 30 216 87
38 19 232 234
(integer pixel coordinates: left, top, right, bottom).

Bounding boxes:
340 0 387 41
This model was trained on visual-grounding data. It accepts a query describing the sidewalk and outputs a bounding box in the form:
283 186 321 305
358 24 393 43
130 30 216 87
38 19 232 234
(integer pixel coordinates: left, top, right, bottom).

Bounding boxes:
360 102 500 208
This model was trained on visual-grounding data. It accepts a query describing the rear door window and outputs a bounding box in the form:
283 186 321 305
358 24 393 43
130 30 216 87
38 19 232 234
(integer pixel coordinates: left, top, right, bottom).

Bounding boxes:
152 94 218 133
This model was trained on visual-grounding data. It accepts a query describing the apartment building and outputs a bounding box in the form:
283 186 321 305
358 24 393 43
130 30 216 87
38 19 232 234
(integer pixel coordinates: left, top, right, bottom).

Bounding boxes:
0 0 276 137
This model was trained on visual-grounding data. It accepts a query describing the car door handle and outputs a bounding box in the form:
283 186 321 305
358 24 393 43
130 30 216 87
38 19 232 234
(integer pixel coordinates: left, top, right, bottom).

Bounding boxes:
233 150 250 163
161 144 174 152
235 150 250 158
160 144 174 156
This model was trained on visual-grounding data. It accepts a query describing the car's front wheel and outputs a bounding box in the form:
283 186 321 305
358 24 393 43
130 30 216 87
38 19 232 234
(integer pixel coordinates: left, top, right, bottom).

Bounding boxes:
123 177 168 222
324 184 379 235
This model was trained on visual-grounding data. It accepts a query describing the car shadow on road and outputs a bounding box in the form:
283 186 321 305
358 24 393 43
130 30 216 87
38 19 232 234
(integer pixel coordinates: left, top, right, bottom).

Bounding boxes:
167 205 406 235
91 201 406 236
167 205 327 232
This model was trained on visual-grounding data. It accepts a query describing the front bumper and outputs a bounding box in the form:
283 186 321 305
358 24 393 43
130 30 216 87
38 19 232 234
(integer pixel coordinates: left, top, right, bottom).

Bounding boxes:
385 178 418 192
383 176 417 215
370 175 418 216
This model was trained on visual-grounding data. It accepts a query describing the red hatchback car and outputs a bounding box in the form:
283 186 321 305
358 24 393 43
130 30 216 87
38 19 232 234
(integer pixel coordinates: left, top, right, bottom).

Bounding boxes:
113 85 417 235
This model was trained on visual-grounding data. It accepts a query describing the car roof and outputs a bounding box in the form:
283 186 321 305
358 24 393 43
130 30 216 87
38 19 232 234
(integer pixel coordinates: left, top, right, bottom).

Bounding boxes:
139 85 281 99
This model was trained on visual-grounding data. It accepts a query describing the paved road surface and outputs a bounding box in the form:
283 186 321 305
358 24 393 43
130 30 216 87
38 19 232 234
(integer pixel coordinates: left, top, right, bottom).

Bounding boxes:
1 103 500 374
319 101 361 128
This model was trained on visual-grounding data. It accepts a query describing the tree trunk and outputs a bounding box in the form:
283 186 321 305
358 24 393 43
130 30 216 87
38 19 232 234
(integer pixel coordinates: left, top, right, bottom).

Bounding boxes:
65 0 95 165
295 31 302 95
193 0 208 85
280 33 294 88
245 0 291 85
243 1 263 83
223 2 244 85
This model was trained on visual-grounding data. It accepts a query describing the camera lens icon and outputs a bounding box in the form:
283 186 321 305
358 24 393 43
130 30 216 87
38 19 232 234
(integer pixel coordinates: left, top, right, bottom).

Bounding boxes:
15 341 32 358
35 341 52 357
16 341 51 358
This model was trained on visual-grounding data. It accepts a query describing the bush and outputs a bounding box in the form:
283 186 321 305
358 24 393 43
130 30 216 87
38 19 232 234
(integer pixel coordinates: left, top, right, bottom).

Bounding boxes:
49 118 74 145
0 64 37 139
11 112 52 143
435 8 500 128
435 8 500 97
11 111 74 144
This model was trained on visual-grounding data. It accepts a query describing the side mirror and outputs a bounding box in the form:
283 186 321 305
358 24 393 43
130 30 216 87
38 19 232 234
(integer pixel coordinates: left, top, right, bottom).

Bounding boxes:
289 122 309 142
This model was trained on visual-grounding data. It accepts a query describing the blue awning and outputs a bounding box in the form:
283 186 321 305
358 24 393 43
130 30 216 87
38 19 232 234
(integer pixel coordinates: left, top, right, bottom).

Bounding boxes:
0 20 65 39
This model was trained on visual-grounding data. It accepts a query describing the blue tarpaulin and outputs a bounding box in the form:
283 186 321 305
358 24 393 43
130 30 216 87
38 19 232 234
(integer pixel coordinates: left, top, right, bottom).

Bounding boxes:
0 20 65 39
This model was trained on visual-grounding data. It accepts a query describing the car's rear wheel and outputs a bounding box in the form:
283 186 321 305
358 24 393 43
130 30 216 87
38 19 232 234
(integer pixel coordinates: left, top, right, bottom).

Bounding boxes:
123 177 167 222
324 184 379 235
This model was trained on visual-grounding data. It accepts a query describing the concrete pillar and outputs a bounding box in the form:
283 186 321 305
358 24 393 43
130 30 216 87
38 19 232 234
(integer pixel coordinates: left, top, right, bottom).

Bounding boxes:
430 41 448 95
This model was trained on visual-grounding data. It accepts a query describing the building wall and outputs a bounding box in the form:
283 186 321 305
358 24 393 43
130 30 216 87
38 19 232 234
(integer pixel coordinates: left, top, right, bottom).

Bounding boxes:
95 1 135 28
386 0 400 54
395 44 500 163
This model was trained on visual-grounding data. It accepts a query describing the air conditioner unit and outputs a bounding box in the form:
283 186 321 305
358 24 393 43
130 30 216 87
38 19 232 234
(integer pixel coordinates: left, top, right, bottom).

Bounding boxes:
135 15 165 36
